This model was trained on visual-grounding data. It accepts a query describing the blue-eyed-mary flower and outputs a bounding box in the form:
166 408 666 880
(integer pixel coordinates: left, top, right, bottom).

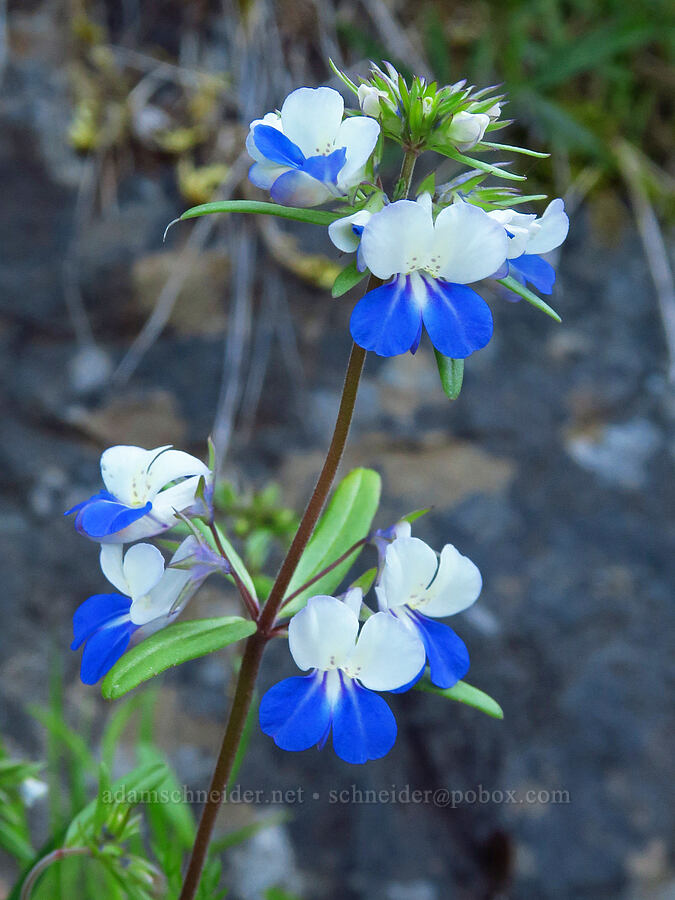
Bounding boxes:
259 591 425 764
71 537 204 684
489 198 569 297
376 536 482 689
65 444 209 542
333 194 508 358
246 87 380 207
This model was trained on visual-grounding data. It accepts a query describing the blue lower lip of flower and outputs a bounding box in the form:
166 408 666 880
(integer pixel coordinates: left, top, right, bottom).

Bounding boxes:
259 670 398 764
509 253 556 295
300 147 347 185
253 124 305 168
349 273 493 359
65 490 153 538
71 592 139 684
408 610 470 689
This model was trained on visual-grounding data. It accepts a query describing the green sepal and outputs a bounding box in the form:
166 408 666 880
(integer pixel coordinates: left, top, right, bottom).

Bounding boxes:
434 350 464 400
497 276 562 322
481 141 549 158
348 567 377 597
435 147 526 182
416 170 436 197
332 260 368 298
416 679 504 719
101 617 257 700
401 507 432 525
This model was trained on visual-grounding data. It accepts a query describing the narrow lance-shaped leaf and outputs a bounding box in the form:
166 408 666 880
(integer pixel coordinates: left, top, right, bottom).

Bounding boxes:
416 679 504 719
436 147 527 182
171 200 339 239
332 260 368 298
434 350 464 400
280 468 381 618
101 617 258 700
497 275 562 322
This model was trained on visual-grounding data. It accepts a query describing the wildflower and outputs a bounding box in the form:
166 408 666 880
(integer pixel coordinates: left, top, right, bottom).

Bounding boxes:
489 198 569 295
357 83 389 118
328 209 372 271
65 445 209 542
71 537 202 684
376 536 482 689
259 591 425 764
246 87 380 207
341 194 508 357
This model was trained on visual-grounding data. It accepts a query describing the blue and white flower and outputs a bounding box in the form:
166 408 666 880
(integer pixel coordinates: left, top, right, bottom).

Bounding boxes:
333 194 508 357
489 198 569 296
65 445 209 543
259 591 425 764
328 209 373 272
376 536 482 689
246 87 380 207
71 537 202 684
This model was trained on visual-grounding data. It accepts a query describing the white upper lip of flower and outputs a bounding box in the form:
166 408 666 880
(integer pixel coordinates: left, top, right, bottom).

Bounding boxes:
99 536 199 625
287 593 425 692
358 194 509 285
489 198 569 259
376 536 482 618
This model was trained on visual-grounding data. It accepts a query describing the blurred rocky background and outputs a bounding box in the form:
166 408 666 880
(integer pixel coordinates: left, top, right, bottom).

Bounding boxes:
0 1 673 898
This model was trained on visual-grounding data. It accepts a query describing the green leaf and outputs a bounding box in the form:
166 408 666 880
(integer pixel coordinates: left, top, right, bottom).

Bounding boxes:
175 200 338 231
434 351 464 400
481 141 549 158
417 170 436 197
332 260 368 298
281 468 381 618
348 567 377 596
497 276 562 322
101 617 257 700
437 147 526 181
416 679 504 719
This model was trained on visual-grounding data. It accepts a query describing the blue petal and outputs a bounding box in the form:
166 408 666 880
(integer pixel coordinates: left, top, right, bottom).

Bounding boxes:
421 280 493 359
64 489 116 517
410 612 470 689
300 148 347 185
77 499 153 538
259 673 332 752
252 125 305 168
269 169 332 207
79 621 136 684
332 681 397 764
350 276 423 357
409 319 423 355
510 254 556 294
72 593 132 649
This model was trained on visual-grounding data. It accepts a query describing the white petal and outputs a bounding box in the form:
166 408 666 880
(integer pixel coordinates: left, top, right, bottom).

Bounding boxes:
421 544 482 617
328 210 372 253
122 543 165 601
376 536 439 610
144 448 208 498
360 199 434 279
433 201 508 284
345 612 425 690
335 116 380 190
100 445 163 505
343 586 363 619
288 595 358 671
99 544 126 593
249 161 290 190
525 198 569 254
246 111 283 162
129 537 199 626
447 111 489 150
151 475 203 520
280 87 344 158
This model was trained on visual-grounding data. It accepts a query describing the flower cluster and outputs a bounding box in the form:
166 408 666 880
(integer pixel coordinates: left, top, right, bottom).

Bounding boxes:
245 72 569 369
260 525 482 764
66 444 215 683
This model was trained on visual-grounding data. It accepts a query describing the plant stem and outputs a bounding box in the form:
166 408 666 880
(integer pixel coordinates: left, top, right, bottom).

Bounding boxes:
179 148 419 900
178 631 266 900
